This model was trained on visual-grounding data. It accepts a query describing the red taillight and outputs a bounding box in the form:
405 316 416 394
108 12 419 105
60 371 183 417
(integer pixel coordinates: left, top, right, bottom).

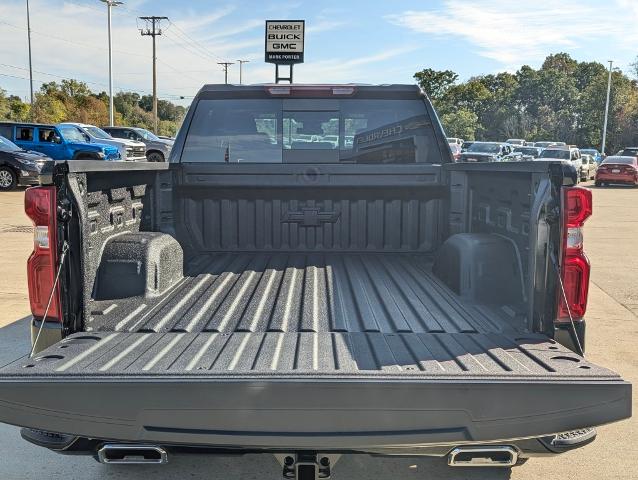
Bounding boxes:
25 186 62 322
564 186 592 227
557 186 592 321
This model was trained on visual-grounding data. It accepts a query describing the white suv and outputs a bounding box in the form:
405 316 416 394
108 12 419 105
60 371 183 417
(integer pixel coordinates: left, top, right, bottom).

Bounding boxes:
536 147 584 181
58 123 147 161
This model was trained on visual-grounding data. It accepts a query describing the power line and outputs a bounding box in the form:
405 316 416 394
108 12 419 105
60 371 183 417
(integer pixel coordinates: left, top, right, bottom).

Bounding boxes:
0 19 146 59
0 63 193 100
167 20 227 62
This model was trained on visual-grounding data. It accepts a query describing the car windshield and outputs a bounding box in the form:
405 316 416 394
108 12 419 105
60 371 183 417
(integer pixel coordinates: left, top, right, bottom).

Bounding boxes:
0 135 22 152
535 142 553 148
181 98 439 164
84 126 112 140
603 157 635 165
466 143 501 153
618 148 638 156
59 126 87 143
514 147 537 155
581 149 597 155
135 128 160 141
539 149 570 160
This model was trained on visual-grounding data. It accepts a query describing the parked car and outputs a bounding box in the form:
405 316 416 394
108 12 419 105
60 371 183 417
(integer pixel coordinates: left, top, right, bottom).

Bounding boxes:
595 156 638 186
447 137 463 146
449 142 462 161
0 122 120 161
537 147 584 181
534 141 562 149
102 126 173 162
0 135 51 190
0 84 630 474
459 141 521 162
505 138 525 146
580 148 602 164
580 154 598 180
513 146 542 160
616 147 638 158
58 123 146 161
524 141 536 146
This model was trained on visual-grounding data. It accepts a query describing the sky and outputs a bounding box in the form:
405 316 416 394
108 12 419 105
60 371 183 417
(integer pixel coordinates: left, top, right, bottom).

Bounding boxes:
1 0 637 106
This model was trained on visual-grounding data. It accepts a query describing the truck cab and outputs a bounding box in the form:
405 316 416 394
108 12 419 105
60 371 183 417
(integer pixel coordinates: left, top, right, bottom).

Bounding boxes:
58 123 146 161
0 122 120 161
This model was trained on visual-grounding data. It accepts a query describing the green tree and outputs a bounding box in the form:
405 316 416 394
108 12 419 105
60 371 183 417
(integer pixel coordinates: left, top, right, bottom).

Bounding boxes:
413 68 458 104
440 109 479 140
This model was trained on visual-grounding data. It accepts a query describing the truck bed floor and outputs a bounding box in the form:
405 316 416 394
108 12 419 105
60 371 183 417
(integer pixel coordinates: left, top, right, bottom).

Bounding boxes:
87 252 526 335
47 252 608 378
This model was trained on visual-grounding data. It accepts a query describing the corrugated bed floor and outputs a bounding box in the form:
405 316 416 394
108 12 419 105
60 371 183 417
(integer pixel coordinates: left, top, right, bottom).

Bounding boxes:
12 330 608 378
86 252 527 335
18 252 605 378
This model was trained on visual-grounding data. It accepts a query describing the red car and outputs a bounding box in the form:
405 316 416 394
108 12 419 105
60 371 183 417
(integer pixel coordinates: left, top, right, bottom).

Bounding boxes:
595 155 638 186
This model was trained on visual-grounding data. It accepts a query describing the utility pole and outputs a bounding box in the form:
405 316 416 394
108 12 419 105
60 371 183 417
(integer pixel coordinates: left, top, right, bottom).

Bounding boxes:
601 60 613 156
218 62 234 84
26 0 33 105
101 0 122 126
139 16 168 133
236 59 249 84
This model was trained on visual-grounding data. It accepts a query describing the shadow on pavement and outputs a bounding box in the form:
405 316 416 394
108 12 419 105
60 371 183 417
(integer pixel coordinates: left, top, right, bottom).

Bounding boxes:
0 316 31 366
0 436 514 480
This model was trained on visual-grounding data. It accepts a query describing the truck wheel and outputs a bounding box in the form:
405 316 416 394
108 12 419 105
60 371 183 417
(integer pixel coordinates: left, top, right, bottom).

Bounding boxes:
595 181 602 187
0 166 17 191
147 151 164 162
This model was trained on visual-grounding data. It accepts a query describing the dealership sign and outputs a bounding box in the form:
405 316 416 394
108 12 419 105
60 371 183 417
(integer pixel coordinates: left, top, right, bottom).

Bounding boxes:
265 20 305 64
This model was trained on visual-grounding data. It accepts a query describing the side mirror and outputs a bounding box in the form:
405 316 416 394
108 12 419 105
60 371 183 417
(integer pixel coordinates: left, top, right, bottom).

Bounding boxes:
53 135 62 144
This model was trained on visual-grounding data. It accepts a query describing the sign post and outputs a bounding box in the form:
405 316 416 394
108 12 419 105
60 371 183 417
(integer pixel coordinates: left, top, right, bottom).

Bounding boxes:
265 20 305 83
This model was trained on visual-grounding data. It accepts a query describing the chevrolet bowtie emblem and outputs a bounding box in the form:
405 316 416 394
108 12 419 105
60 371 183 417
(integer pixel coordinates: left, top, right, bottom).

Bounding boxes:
281 207 341 227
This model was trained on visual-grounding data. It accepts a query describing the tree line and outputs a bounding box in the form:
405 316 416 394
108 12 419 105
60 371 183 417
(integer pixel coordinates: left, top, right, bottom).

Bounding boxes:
414 53 638 154
0 79 186 136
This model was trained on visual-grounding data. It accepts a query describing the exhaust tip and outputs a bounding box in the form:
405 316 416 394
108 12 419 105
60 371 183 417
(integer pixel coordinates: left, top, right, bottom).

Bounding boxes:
97 444 168 465
448 446 517 467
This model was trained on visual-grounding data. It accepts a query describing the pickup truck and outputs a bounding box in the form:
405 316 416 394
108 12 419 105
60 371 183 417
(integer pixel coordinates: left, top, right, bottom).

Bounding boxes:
102 125 173 162
0 122 121 161
459 141 522 162
59 123 147 161
0 84 630 476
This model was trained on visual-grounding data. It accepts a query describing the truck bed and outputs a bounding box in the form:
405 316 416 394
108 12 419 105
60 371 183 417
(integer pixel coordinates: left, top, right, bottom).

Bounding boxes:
37 252 603 379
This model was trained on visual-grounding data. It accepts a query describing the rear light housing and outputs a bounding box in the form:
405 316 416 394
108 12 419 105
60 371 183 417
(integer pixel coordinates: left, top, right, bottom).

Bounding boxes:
556 186 592 321
265 85 357 97
25 186 62 322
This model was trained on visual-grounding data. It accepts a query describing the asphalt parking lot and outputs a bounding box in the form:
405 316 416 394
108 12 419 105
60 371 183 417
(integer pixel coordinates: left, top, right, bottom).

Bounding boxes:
0 184 636 480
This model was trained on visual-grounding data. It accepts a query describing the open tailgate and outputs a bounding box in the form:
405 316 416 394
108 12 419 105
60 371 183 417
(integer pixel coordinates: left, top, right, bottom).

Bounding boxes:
0 331 631 449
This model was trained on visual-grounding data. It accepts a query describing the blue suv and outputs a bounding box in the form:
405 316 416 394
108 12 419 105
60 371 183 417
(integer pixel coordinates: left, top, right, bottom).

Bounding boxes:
0 122 120 161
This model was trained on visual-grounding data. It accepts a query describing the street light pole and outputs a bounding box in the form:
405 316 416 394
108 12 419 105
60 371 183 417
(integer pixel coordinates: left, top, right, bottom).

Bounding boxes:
601 60 613 156
100 0 123 127
26 0 33 105
237 59 249 84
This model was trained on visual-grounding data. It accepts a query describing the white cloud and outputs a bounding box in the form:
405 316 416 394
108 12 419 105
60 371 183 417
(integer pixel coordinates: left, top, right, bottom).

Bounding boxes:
386 0 638 67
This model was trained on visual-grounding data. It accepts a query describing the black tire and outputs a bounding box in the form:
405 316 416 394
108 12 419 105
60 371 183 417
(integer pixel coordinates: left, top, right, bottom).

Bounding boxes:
0 166 17 191
147 151 164 162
